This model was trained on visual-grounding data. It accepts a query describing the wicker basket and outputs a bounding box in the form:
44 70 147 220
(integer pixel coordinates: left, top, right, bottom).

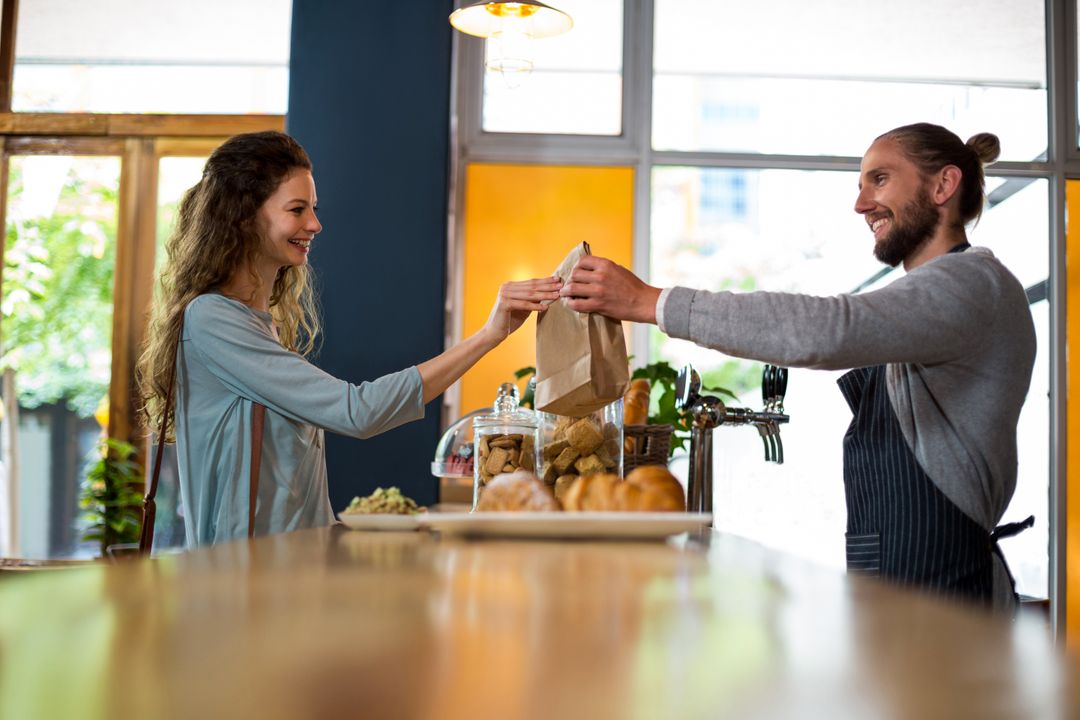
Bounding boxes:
623 424 673 473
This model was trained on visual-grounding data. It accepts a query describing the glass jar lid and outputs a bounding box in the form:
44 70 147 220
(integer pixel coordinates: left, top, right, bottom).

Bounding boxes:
473 382 538 430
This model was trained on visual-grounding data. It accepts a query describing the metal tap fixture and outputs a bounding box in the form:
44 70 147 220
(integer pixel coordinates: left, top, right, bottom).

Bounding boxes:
676 363 791 514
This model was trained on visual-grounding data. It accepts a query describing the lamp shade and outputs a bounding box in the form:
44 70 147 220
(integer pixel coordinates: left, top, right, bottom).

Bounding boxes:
449 1 573 39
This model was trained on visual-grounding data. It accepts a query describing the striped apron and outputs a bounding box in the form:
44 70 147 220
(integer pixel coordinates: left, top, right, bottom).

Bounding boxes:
837 364 997 604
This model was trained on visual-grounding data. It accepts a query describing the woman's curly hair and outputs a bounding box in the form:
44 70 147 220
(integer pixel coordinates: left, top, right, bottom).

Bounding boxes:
137 131 320 441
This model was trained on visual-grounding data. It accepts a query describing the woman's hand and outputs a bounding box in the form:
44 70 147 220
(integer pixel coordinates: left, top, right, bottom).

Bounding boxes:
480 276 563 347
561 256 661 324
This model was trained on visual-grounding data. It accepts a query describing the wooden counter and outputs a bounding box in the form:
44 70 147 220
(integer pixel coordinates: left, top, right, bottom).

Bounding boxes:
0 525 1074 719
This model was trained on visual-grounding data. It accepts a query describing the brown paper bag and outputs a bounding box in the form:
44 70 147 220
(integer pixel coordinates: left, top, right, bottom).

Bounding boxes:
535 242 630 416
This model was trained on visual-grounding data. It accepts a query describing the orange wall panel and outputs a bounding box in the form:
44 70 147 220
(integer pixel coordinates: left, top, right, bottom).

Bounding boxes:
460 163 634 413
1067 180 1080 648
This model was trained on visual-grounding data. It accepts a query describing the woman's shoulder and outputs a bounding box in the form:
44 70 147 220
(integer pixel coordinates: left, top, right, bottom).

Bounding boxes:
185 293 272 338
186 292 263 318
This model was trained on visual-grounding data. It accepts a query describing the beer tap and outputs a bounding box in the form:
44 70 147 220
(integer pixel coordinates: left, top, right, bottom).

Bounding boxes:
676 363 791 514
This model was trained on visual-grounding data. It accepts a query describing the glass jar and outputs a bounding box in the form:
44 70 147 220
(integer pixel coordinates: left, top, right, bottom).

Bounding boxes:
537 398 624 503
472 383 542 510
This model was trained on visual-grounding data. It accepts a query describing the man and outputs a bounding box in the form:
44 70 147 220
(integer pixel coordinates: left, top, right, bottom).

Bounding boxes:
562 123 1036 610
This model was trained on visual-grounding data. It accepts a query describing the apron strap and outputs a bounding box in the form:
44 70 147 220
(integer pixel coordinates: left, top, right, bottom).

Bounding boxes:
989 515 1034 605
990 514 1034 543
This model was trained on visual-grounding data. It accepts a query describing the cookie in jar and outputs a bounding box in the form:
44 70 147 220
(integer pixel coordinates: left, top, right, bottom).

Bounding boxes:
537 398 624 504
472 383 541 511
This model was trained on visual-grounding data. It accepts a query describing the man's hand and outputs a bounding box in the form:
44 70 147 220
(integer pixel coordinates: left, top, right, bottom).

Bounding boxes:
481 276 563 346
561 256 661 324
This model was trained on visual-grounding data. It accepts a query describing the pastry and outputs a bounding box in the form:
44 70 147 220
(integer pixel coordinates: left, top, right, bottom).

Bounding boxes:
621 465 685 511
560 472 619 511
560 465 685 512
475 471 560 512
623 379 651 425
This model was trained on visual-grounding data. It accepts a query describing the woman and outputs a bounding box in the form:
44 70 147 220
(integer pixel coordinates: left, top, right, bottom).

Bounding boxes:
138 131 559 547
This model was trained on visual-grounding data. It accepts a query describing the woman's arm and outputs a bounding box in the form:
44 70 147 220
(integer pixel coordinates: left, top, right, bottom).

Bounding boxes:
417 276 561 403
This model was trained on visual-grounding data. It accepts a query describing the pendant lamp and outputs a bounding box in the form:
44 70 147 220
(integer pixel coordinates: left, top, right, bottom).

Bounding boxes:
449 2 573 84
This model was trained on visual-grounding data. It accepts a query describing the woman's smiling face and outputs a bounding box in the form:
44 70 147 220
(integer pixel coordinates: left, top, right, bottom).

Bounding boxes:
255 169 322 271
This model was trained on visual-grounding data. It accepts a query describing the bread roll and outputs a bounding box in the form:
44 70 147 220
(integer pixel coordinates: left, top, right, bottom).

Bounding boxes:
623 378 651 453
623 378 651 425
622 465 685 511
560 473 620 511
475 471 560 512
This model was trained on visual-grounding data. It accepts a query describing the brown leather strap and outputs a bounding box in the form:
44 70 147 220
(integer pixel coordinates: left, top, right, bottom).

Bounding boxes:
248 402 265 538
139 320 182 556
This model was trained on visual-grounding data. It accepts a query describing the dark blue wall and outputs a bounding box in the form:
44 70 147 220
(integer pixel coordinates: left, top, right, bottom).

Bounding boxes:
287 2 453 509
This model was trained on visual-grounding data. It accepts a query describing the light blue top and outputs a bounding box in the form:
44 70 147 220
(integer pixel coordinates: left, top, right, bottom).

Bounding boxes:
175 293 424 547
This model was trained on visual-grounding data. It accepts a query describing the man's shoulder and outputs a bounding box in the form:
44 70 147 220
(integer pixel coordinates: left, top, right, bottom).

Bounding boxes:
918 245 1023 290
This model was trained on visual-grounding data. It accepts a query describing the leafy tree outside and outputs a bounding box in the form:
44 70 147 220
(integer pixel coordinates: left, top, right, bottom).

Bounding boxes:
1 157 118 418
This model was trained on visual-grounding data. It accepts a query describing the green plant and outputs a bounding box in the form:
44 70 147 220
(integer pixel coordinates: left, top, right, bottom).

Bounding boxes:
513 366 536 409
80 438 144 556
631 361 736 455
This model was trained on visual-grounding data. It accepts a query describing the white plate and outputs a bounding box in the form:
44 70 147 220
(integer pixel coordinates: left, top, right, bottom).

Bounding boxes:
421 512 712 540
338 512 424 531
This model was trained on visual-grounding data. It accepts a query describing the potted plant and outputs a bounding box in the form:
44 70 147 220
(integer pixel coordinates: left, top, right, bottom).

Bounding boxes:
79 438 144 559
628 361 737 456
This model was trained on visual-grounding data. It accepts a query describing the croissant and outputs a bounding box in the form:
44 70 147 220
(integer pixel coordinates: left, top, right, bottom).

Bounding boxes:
560 466 685 512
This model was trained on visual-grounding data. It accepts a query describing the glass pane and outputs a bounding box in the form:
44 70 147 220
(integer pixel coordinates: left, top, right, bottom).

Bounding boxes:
0 156 121 559
482 0 622 135
650 167 1049 597
13 0 291 114
653 0 1046 160
156 157 208 275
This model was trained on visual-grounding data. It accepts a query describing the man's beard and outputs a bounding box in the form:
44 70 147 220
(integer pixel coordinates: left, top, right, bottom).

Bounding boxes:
873 186 940 267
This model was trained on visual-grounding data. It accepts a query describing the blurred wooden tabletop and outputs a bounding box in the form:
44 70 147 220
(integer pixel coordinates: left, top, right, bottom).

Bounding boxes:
0 524 1074 720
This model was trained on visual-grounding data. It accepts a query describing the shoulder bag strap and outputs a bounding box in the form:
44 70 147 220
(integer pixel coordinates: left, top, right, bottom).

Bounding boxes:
138 357 175 556
248 402 265 538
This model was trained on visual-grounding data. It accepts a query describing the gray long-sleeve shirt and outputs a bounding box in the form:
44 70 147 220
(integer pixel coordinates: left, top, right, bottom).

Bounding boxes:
175 293 424 547
660 245 1036 536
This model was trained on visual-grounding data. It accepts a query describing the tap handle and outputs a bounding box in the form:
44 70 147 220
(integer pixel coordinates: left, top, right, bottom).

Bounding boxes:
755 424 771 462
676 364 701 411
761 364 773 409
772 422 784 464
776 367 788 411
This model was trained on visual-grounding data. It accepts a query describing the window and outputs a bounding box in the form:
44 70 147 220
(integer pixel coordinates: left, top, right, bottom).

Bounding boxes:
653 0 1046 160
0 5 286 559
453 0 1060 604
2 151 121 558
13 0 292 114
478 0 624 136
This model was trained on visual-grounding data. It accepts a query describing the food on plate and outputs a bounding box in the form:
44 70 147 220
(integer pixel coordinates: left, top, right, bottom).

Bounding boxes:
560 472 620 511
553 474 577 502
475 471 560 512
342 487 423 515
476 432 536 487
539 414 619 492
561 466 685 512
619 465 685 511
